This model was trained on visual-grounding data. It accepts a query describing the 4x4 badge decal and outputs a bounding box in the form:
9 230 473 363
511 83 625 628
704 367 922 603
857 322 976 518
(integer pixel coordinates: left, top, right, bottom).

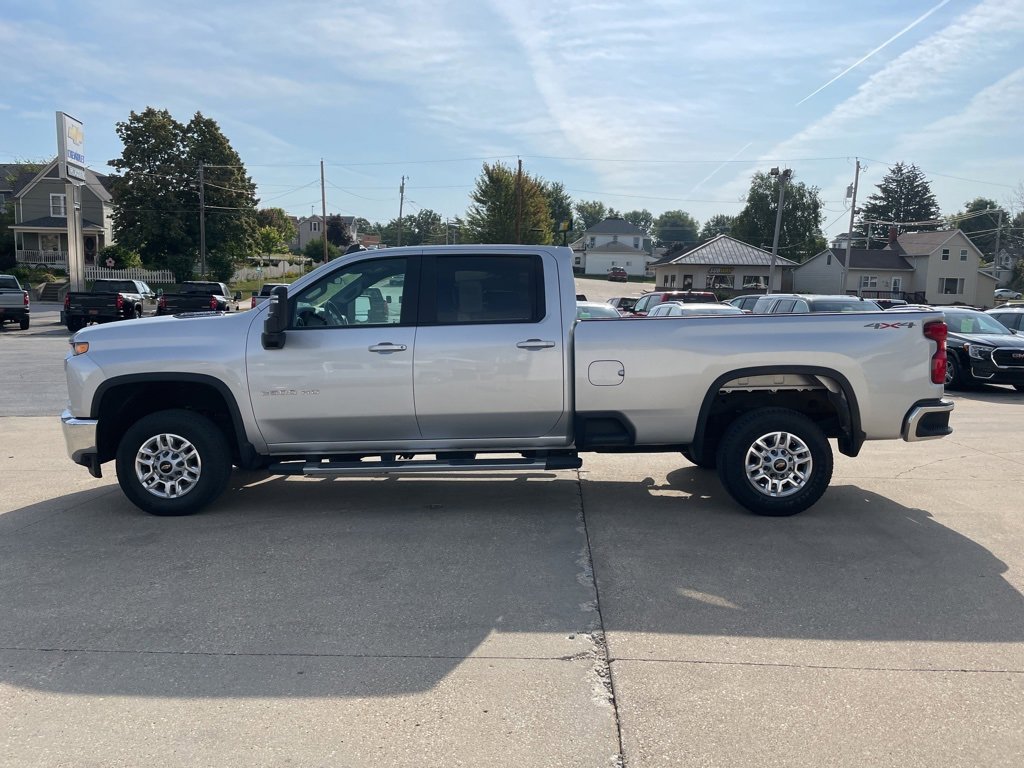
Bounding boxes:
863 321 916 329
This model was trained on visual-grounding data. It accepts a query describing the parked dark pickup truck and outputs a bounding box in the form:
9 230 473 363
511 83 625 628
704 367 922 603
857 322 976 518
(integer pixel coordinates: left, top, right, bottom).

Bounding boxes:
156 281 239 315
63 278 154 332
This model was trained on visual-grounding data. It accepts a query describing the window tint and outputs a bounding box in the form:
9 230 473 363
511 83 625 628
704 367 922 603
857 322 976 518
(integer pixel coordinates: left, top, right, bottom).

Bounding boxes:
773 300 797 313
291 257 407 328
433 255 542 324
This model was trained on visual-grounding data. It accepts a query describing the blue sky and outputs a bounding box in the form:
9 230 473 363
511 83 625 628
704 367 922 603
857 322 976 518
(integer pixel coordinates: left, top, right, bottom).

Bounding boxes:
2 0 1022 236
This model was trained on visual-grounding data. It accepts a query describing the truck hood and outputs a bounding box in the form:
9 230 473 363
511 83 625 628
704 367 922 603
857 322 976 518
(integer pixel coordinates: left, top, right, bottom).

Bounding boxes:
948 331 1024 348
74 309 258 344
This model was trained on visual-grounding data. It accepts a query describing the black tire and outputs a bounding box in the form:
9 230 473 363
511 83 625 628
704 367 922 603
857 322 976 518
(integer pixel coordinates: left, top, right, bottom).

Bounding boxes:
66 318 85 333
1014 385 1024 393
115 409 232 516
134 305 143 319
19 316 29 330
681 447 716 470
945 353 968 390
716 408 833 517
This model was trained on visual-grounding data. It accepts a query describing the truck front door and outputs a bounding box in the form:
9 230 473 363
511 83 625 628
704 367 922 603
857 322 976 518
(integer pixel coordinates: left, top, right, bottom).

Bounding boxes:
247 256 420 448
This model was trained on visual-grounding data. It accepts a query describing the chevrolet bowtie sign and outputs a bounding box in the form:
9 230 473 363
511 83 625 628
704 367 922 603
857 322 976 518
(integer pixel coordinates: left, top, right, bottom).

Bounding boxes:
56 111 86 183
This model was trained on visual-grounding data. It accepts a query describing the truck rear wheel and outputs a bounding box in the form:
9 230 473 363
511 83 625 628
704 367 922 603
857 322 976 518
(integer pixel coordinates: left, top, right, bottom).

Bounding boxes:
115 409 231 516
19 316 29 330
716 408 832 516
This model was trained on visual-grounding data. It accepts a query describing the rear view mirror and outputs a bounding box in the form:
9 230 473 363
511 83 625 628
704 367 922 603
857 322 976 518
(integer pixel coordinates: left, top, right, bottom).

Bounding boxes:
262 285 289 349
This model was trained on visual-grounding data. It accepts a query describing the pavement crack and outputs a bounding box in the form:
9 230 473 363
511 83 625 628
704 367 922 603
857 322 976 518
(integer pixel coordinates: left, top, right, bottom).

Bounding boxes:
575 468 626 768
609 656 1024 675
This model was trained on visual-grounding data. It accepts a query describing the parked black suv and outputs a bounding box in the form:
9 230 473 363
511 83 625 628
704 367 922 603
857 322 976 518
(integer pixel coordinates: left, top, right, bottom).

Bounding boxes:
941 306 1024 391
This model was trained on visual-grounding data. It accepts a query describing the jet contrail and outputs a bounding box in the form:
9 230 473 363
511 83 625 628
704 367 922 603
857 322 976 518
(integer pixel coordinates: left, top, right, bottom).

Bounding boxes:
796 0 955 105
686 141 753 196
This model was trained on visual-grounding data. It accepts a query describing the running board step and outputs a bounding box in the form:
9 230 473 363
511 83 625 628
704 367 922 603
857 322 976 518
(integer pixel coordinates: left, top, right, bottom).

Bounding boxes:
269 455 582 477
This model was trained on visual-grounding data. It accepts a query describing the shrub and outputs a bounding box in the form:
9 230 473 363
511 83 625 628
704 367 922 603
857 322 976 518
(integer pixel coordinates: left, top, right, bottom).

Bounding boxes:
99 244 143 269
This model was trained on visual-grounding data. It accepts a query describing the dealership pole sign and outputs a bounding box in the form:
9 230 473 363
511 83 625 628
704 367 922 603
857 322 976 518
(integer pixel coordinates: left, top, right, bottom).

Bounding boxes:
56 111 86 183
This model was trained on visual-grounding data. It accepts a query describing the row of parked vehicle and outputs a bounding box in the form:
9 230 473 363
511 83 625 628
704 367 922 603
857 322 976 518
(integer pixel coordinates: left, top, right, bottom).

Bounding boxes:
587 290 1024 392
61 279 242 332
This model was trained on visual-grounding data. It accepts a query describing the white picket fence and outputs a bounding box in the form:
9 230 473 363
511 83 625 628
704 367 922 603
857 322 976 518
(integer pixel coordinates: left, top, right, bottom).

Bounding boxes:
84 266 177 283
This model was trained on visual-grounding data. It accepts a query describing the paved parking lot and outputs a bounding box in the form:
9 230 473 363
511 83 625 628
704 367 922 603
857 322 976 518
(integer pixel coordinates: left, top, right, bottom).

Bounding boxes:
1 287 1022 767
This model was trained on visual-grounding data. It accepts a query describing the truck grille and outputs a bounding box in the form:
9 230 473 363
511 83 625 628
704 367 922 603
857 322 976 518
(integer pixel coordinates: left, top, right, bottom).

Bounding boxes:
992 348 1024 368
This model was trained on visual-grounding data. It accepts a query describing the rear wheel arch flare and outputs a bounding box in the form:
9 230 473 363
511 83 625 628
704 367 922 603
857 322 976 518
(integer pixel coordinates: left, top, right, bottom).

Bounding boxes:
691 366 863 461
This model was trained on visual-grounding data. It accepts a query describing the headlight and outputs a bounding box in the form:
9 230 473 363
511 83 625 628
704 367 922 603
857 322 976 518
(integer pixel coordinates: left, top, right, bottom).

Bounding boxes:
70 341 89 356
965 344 992 360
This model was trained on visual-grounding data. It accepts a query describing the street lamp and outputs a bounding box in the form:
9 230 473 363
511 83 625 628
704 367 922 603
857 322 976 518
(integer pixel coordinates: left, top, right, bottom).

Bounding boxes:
767 167 792 295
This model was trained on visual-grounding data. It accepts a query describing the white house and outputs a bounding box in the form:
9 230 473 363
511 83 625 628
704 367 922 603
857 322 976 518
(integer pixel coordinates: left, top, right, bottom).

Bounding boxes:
570 216 655 277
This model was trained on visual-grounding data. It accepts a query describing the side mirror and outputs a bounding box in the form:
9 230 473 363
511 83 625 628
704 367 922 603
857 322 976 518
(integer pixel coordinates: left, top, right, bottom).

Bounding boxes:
233 291 242 301
262 285 289 349
157 288 164 297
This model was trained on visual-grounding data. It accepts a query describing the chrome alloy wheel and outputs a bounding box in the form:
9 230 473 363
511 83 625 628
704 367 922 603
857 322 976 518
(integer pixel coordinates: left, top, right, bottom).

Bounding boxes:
134 433 202 499
744 431 813 498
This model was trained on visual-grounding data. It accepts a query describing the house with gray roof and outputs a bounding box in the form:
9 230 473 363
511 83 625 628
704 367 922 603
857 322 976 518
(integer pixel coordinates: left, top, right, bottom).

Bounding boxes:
570 216 655 277
649 234 796 294
794 229 998 307
7 158 114 269
290 214 357 251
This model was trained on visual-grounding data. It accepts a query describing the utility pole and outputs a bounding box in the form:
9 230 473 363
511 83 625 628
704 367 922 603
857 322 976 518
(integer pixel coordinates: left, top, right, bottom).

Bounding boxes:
198 162 207 276
515 158 523 244
397 176 406 246
843 158 861 296
320 159 328 263
767 167 791 295
993 207 1003 274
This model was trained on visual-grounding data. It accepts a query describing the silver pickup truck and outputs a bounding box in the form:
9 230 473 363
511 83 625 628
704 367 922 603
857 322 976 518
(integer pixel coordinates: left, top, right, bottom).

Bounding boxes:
61 245 953 517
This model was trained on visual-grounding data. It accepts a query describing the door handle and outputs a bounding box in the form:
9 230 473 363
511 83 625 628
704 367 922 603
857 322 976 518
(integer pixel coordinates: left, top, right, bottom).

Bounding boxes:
368 342 407 353
516 339 556 349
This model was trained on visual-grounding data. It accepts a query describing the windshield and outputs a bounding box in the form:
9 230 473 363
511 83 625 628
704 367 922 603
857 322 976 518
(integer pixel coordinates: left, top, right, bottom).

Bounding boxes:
944 311 1012 335
93 280 137 293
810 299 881 312
0 276 20 290
183 283 223 294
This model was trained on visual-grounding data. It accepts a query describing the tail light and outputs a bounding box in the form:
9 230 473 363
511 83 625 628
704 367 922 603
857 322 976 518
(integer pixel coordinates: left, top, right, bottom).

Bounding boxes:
924 320 947 385
23 290 30 307
210 296 218 310
116 294 124 311
251 295 256 309
64 293 70 310
158 296 167 311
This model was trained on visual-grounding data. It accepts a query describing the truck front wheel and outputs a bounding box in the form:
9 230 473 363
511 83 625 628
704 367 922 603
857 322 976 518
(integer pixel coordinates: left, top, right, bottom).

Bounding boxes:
716 408 833 516
115 409 231 516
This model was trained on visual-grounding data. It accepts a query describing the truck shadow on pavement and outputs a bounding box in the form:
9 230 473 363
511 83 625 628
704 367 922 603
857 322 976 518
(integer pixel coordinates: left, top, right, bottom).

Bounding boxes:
1 468 1021 698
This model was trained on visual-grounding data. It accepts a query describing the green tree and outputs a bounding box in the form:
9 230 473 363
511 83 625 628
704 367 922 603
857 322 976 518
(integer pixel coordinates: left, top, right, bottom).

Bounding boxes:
699 213 735 242
325 214 354 248
731 172 826 262
857 162 940 248
465 162 552 244
543 181 576 243
257 207 297 246
303 237 339 264
950 198 1008 259
255 226 287 255
108 108 258 281
622 209 654 238
653 210 699 246
573 200 607 232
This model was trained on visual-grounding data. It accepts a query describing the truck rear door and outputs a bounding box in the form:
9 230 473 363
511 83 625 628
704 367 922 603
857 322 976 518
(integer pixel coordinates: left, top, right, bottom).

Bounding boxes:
412 252 566 439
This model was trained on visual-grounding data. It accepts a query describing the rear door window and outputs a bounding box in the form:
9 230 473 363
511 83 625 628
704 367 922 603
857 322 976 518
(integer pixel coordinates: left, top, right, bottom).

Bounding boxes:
424 254 544 325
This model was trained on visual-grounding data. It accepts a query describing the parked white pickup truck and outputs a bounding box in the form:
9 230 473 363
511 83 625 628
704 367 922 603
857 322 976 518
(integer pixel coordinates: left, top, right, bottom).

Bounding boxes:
62 245 953 517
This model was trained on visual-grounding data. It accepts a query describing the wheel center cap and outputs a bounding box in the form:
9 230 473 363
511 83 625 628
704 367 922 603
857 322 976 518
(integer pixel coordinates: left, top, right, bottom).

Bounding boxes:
159 461 174 474
773 458 788 472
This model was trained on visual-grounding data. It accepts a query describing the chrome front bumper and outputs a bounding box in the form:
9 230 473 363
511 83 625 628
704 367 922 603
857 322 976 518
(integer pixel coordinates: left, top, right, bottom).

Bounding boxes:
901 399 954 442
61 408 100 475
